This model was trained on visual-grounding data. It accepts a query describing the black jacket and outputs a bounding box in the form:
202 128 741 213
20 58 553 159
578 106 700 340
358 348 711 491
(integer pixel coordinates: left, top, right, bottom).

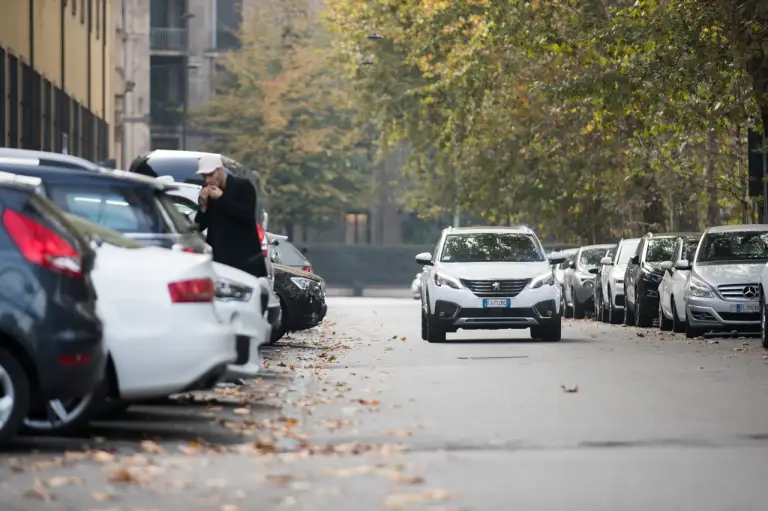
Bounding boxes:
195 175 266 277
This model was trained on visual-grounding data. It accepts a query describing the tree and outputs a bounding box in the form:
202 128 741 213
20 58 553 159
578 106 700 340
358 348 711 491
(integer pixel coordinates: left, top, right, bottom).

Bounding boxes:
195 0 373 237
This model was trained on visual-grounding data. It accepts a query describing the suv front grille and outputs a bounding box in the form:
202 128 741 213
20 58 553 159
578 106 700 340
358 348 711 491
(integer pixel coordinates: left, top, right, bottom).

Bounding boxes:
461 278 531 297
717 283 761 300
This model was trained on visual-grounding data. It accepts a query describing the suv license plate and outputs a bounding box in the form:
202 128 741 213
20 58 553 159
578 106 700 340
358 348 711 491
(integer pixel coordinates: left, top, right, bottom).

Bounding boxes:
730 303 759 313
483 298 511 308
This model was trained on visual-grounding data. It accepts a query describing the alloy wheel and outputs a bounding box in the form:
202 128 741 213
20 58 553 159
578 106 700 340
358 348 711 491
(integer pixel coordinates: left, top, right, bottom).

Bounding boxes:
23 396 93 431
0 366 15 430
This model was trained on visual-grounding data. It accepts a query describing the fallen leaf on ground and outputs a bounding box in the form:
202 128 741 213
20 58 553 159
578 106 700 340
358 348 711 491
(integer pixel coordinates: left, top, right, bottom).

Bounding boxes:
358 399 381 405
386 430 413 438
264 474 294 486
394 475 425 485
400 337 407 341
90 491 117 502
107 468 135 484
91 451 116 463
561 384 579 393
46 476 82 487
25 478 54 501
233 408 251 415
140 440 163 454
221 506 241 511
384 489 453 509
636 332 645 338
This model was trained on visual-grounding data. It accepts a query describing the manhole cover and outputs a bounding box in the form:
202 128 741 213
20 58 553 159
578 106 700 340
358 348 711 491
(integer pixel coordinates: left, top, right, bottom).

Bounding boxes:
457 356 529 360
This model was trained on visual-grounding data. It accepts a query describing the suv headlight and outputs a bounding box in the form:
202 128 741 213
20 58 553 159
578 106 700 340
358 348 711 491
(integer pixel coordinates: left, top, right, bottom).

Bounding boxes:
434 271 463 289
215 278 253 302
687 276 714 298
290 276 312 290
531 272 555 289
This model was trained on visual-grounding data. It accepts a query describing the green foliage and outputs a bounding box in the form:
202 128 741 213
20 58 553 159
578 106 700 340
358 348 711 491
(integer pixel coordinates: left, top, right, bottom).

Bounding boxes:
194 0 374 233
326 0 768 242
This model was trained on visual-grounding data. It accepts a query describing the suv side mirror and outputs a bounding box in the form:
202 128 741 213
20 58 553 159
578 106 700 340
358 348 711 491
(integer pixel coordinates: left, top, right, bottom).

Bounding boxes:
548 252 566 265
630 255 640 265
674 259 691 270
659 261 673 271
568 260 576 269
600 256 613 266
415 252 433 266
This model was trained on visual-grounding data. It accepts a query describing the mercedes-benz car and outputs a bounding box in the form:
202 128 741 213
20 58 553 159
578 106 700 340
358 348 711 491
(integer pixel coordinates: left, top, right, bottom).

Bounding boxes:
685 225 767 338
416 226 566 343
658 234 701 333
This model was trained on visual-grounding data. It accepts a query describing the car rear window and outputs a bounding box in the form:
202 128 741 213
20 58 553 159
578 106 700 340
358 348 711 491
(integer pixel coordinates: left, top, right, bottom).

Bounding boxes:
46 183 170 234
276 241 308 266
158 193 198 233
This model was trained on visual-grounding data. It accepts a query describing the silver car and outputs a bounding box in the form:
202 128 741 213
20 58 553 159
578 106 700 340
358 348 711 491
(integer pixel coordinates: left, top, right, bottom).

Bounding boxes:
553 249 578 313
564 244 614 319
410 271 422 299
596 238 641 324
684 225 768 338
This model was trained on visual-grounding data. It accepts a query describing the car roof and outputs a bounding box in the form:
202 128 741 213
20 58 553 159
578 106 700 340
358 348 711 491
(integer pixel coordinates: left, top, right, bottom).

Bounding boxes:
443 225 534 235
0 160 176 190
579 244 614 251
644 231 700 239
0 148 104 171
705 224 768 233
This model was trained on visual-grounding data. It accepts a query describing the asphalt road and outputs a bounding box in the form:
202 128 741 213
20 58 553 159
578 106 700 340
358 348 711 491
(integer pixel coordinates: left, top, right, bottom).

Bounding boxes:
2 297 768 510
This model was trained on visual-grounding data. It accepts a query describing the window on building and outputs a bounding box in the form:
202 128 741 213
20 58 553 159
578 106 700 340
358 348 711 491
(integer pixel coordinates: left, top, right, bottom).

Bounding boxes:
43 80 52 151
345 211 371 245
72 102 80 156
0 48 6 146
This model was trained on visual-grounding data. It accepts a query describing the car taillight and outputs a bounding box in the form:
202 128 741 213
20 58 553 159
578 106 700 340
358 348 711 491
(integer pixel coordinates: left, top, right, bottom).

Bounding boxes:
257 223 267 256
168 278 215 303
2 208 83 278
302 266 312 273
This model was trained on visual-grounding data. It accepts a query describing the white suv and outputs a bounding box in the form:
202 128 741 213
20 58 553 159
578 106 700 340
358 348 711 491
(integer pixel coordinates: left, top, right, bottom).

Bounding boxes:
417 226 566 343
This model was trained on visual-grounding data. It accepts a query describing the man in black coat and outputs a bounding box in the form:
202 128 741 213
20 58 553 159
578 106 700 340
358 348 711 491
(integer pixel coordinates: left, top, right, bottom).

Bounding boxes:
194 153 267 278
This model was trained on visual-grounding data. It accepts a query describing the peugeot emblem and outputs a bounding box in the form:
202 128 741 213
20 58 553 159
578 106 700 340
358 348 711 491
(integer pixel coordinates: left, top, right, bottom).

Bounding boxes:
743 285 758 298
492 282 501 291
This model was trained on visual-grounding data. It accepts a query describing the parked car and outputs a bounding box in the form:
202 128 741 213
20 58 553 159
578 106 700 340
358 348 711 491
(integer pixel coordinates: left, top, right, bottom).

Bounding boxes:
624 232 699 327
271 264 328 342
416 226 566 343
0 180 106 442
564 244 613 319
0 157 210 254
658 234 701 332
593 244 617 322
20 214 242 433
553 248 578 315
270 236 312 273
410 271 423 299
682 225 766 339
595 238 641 324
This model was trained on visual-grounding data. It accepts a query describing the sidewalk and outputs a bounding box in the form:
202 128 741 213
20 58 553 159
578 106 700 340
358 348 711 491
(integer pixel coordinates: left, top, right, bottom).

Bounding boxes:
326 286 415 298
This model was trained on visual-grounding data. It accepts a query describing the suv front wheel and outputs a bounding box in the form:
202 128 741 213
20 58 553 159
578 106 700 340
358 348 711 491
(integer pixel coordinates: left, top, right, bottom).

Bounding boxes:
531 315 562 342
421 311 446 343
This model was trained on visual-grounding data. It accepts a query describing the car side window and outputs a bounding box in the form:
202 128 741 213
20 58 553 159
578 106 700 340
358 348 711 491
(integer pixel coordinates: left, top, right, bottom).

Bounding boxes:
634 239 645 263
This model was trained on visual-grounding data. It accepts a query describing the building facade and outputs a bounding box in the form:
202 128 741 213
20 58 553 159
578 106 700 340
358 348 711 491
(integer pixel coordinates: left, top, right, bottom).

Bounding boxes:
0 0 118 161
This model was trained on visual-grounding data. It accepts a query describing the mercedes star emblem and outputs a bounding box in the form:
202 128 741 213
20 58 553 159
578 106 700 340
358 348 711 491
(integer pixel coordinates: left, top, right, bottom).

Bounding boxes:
492 282 501 291
743 285 758 298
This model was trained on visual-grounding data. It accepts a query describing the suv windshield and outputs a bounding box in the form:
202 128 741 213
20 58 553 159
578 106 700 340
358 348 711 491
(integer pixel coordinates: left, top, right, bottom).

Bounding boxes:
617 239 640 264
275 240 308 266
696 231 768 263
578 247 608 270
682 238 700 261
646 238 677 263
440 233 544 263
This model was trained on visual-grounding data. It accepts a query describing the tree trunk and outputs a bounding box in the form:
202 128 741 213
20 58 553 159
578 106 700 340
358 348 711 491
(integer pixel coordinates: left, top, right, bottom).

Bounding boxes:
706 130 720 226
285 220 295 240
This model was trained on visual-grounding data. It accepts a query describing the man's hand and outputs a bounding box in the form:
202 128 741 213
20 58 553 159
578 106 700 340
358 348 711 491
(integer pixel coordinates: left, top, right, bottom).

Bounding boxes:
198 187 210 212
208 186 223 200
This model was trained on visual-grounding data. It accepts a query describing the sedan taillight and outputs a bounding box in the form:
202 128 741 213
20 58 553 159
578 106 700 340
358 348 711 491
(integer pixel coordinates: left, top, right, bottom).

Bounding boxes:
168 278 215 303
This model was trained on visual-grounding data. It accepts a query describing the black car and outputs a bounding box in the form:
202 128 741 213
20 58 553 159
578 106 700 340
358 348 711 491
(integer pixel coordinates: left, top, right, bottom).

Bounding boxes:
0 180 106 443
624 232 699 327
271 264 327 342
0 157 209 254
270 235 312 273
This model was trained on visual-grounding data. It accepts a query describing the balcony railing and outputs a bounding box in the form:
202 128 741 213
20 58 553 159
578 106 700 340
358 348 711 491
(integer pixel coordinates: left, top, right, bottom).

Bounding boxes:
150 27 188 53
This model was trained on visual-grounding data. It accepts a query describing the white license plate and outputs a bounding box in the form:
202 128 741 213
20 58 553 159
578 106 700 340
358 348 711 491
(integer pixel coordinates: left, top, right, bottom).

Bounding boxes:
730 303 760 313
483 298 511 308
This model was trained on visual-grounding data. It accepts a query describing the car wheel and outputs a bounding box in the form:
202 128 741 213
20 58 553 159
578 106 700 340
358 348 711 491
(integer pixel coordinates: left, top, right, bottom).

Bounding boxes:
421 311 428 341
573 298 585 319
623 296 635 326
685 318 705 339
269 298 289 344
539 315 562 342
0 348 31 443
635 293 653 327
530 326 542 340
658 300 673 331
594 292 602 322
671 296 685 333
22 377 108 435
425 315 446 343
762 299 768 349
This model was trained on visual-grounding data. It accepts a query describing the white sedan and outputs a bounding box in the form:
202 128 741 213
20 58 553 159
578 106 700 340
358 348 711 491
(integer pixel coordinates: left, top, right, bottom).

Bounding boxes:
23 217 240 433
658 235 700 332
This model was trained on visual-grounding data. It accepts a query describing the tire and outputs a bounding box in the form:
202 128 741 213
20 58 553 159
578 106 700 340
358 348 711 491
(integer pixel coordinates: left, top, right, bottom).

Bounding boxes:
608 292 622 324
594 292 603 322
685 319 705 339
635 293 653 327
269 298 289 344
22 376 109 435
530 327 542 340
0 348 31 444
421 311 428 341
425 315 446 343
659 300 673 331
96 400 132 420
761 299 768 349
539 316 562 342
671 296 685 333
623 297 635 326
573 298 585 320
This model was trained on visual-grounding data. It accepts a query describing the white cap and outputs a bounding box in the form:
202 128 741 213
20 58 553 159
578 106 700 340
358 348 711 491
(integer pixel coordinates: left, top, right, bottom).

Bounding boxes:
196 153 224 175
